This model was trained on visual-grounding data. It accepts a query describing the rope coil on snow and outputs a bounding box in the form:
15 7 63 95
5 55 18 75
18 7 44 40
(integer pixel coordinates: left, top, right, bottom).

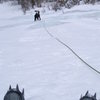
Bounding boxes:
42 20 100 75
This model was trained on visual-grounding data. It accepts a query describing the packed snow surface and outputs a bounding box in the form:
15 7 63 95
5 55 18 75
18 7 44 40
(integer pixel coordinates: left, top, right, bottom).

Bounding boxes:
0 2 100 100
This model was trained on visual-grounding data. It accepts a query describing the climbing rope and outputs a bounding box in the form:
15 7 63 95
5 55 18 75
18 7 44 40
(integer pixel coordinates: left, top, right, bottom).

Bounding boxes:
42 20 100 75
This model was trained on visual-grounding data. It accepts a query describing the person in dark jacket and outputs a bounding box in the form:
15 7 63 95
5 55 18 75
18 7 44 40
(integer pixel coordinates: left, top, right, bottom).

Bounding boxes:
37 11 41 20
34 10 41 21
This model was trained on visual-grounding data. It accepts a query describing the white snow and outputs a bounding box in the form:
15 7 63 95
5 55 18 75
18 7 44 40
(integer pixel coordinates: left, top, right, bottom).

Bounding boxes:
0 2 100 100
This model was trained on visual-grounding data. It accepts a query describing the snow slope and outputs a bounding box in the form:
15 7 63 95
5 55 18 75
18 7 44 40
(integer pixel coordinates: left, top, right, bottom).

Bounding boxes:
0 3 100 100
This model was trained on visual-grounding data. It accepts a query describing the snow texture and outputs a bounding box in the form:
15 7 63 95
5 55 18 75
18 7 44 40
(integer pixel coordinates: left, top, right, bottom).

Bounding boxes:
0 3 100 100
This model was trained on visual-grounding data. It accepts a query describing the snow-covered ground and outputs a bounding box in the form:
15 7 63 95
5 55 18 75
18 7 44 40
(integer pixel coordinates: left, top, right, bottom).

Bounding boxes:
0 2 100 100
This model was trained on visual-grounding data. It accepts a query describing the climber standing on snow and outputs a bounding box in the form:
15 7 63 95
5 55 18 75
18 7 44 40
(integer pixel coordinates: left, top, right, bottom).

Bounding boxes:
34 10 41 21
